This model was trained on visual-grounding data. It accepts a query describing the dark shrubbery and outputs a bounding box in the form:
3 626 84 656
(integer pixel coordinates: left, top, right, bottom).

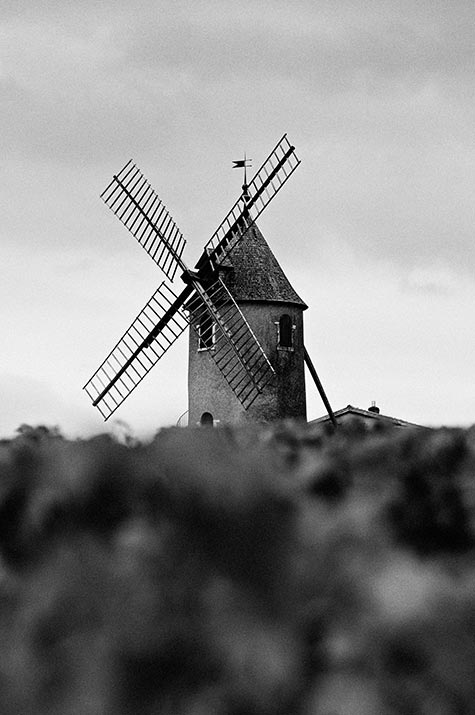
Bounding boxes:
0 421 474 713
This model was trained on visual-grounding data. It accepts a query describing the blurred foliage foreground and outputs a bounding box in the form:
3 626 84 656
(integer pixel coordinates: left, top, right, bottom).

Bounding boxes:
0 421 475 715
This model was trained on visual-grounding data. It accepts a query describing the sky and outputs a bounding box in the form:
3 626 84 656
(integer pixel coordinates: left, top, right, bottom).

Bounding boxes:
2 0 475 439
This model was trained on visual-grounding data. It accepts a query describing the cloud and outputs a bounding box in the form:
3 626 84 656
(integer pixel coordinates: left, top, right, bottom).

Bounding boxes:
4 0 474 158
402 266 457 295
112 0 475 94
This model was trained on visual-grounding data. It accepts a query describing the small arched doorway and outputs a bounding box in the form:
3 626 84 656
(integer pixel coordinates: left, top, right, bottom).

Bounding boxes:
200 411 214 427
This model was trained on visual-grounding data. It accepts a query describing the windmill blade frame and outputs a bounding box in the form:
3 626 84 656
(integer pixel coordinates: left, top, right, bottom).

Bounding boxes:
186 277 276 409
101 161 187 282
83 282 191 420
200 134 300 270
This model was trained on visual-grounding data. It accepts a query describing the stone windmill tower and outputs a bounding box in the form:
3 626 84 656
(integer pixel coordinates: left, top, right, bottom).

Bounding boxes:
84 136 336 428
188 222 308 425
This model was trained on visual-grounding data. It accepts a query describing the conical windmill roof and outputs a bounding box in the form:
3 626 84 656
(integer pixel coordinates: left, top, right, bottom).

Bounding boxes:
221 223 307 308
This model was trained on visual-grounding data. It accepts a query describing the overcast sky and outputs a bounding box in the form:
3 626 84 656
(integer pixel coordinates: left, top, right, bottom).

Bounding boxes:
2 0 475 438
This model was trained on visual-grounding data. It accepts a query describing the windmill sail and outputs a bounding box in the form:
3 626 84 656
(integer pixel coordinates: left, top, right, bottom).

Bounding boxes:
201 134 300 268
83 282 190 420
101 161 187 282
186 277 275 409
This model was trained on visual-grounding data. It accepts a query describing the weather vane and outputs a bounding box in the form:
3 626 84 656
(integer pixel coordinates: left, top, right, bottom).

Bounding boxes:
232 154 252 198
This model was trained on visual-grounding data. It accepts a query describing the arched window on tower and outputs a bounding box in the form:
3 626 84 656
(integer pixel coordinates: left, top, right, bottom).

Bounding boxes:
277 313 294 350
198 313 216 350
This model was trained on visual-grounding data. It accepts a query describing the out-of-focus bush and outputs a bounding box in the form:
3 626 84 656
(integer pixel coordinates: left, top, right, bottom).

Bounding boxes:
0 421 474 714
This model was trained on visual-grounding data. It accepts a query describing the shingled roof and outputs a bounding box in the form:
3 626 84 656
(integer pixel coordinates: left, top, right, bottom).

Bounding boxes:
311 405 425 429
220 223 307 308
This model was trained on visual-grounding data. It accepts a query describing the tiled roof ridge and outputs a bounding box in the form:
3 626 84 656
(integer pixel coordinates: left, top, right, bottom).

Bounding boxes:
312 404 424 428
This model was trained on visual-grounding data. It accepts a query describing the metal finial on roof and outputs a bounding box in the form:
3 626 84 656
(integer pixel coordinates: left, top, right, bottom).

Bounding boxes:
232 154 252 200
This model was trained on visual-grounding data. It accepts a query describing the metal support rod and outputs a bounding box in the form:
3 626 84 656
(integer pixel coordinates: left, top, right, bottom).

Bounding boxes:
303 346 338 428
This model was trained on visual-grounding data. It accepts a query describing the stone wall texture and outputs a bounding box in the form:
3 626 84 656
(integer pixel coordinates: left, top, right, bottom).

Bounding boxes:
188 301 306 425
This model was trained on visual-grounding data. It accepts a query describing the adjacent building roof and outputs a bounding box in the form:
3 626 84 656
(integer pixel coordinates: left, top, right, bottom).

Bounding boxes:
311 404 425 429
220 223 307 308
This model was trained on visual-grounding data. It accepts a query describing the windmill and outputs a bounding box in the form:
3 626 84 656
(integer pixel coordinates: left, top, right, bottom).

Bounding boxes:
83 135 336 427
